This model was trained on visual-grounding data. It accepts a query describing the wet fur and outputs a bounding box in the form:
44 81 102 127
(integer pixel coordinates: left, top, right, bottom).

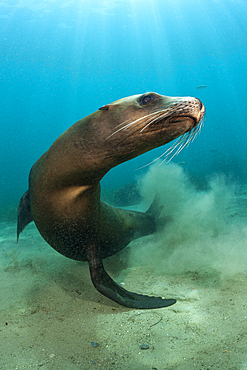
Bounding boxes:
17 92 205 308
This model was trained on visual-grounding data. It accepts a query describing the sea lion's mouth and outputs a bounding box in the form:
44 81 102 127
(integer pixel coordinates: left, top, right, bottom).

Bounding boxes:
147 113 204 165
167 116 198 130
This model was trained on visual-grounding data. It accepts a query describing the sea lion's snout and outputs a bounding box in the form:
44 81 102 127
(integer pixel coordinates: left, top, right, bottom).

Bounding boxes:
171 96 205 128
198 99 203 111
187 97 205 128
195 97 205 123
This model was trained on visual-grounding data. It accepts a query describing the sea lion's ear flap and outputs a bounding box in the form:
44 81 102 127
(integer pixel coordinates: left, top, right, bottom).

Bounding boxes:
99 105 109 111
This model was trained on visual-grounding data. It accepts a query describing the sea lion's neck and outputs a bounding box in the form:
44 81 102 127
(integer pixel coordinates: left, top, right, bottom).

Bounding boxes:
36 111 145 188
37 116 108 185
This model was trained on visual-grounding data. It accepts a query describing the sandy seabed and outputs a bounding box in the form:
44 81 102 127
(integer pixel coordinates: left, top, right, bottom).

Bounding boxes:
0 223 246 370
1 165 247 370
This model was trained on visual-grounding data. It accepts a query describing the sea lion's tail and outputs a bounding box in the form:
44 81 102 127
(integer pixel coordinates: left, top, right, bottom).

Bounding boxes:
17 190 33 242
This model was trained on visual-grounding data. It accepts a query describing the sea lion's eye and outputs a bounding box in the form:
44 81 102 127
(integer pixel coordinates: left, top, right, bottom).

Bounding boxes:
140 95 154 105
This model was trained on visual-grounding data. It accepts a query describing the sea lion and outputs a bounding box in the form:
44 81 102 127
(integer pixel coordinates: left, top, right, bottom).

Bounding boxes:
17 92 205 309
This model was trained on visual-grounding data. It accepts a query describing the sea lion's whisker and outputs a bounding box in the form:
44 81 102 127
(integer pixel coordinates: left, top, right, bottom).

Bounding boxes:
105 112 161 140
189 118 204 143
136 134 186 170
113 118 132 129
175 135 191 154
105 109 171 140
160 135 189 164
160 124 203 164
106 103 188 140
113 104 183 136
139 112 170 132
163 135 187 158
139 104 188 133
135 151 166 170
152 114 204 165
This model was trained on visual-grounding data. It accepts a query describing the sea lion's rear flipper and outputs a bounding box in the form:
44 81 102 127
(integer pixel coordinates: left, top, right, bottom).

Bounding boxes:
17 190 33 241
87 243 176 309
146 193 163 217
145 194 172 231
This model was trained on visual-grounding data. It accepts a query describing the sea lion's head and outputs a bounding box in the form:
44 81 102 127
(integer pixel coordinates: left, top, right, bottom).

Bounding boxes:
96 92 205 167
46 92 205 181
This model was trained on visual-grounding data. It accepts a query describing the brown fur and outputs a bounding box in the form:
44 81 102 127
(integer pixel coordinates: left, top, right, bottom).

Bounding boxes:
18 92 205 308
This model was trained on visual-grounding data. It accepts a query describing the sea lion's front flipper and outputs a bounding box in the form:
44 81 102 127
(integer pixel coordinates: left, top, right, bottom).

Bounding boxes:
87 243 176 309
17 190 33 241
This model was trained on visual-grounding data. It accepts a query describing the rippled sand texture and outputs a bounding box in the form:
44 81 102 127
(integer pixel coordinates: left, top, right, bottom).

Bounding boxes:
1 164 247 369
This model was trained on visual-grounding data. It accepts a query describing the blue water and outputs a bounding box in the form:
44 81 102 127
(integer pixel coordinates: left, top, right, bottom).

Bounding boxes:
1 0 247 219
